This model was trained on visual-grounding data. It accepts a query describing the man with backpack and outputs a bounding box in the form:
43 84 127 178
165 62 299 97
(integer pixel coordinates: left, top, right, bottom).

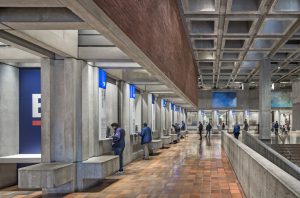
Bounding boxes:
111 123 126 173
138 123 152 160
274 121 279 135
233 122 240 139
205 122 212 137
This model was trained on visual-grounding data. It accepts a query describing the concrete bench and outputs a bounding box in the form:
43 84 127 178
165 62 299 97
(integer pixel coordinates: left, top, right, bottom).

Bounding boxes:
18 163 75 189
161 136 171 147
0 154 41 189
79 155 119 179
77 155 119 190
151 140 162 153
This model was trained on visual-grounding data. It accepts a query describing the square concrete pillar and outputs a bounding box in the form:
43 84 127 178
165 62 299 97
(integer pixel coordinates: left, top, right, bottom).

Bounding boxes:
259 58 271 140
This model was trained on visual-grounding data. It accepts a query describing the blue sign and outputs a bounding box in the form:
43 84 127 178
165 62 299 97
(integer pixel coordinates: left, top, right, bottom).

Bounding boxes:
212 92 237 108
98 69 107 89
130 84 136 99
163 99 167 107
19 68 41 154
152 94 155 104
170 102 174 111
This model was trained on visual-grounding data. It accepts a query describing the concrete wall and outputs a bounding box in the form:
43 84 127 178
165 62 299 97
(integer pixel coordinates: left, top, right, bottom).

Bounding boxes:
198 89 259 110
242 132 300 180
0 64 19 188
106 82 118 127
222 131 300 198
0 64 19 156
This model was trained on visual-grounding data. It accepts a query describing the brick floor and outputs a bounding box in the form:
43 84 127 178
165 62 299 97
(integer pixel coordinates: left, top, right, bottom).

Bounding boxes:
0 134 245 198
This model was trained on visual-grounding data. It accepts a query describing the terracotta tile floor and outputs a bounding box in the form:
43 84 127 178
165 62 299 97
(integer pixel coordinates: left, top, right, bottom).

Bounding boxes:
0 134 245 198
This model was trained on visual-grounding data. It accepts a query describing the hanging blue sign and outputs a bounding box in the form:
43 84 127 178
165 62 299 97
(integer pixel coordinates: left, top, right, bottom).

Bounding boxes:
152 94 155 104
19 68 41 154
170 102 174 111
98 69 107 89
130 84 136 99
163 99 167 107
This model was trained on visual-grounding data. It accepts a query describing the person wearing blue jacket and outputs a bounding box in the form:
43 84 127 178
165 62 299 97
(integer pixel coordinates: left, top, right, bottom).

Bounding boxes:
139 123 152 160
233 123 240 139
111 123 126 172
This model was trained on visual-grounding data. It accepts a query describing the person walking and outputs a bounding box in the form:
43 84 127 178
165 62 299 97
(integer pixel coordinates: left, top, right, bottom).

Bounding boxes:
205 122 212 137
181 121 186 131
274 121 279 135
111 123 126 173
138 123 152 160
233 123 240 139
222 123 225 130
198 121 203 140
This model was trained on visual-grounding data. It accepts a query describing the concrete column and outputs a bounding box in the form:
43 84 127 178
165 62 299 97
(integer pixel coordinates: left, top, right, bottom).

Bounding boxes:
120 82 132 164
292 81 300 130
41 58 89 163
165 102 171 135
135 93 142 132
259 58 272 140
147 94 153 129
243 83 250 122
155 98 162 138
141 92 148 125
213 110 218 129
229 110 234 130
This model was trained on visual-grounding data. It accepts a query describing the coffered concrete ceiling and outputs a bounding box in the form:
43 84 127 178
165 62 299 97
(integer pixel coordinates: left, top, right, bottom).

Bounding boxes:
178 0 300 89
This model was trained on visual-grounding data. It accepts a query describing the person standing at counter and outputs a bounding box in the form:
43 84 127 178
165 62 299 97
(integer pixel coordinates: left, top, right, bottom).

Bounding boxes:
111 123 126 173
138 123 152 160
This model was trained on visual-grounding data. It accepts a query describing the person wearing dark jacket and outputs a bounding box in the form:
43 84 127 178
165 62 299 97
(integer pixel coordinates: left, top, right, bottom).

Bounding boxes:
111 123 125 172
138 123 152 160
233 123 240 139
198 122 203 140
181 121 186 131
274 121 279 135
205 122 212 137
172 123 181 143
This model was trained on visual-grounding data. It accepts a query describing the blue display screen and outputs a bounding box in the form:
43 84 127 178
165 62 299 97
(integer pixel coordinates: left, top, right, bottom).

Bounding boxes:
130 84 136 99
212 92 237 108
163 99 167 107
19 68 41 154
271 91 292 108
98 69 107 89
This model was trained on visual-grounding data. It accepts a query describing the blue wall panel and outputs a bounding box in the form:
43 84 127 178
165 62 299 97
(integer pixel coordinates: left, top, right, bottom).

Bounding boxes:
19 68 41 154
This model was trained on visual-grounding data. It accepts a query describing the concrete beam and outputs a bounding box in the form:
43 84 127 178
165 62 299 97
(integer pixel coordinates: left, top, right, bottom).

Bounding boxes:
0 30 54 58
0 8 90 30
0 47 41 62
78 47 129 61
0 0 64 7
6 30 78 57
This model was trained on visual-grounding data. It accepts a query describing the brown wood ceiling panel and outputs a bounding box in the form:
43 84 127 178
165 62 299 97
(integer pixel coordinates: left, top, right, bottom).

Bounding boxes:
93 0 198 105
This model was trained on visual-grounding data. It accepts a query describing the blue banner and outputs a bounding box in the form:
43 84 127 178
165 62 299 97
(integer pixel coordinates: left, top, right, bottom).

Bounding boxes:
98 69 107 89
19 68 41 154
170 102 174 111
152 94 155 104
163 99 167 107
130 84 136 99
